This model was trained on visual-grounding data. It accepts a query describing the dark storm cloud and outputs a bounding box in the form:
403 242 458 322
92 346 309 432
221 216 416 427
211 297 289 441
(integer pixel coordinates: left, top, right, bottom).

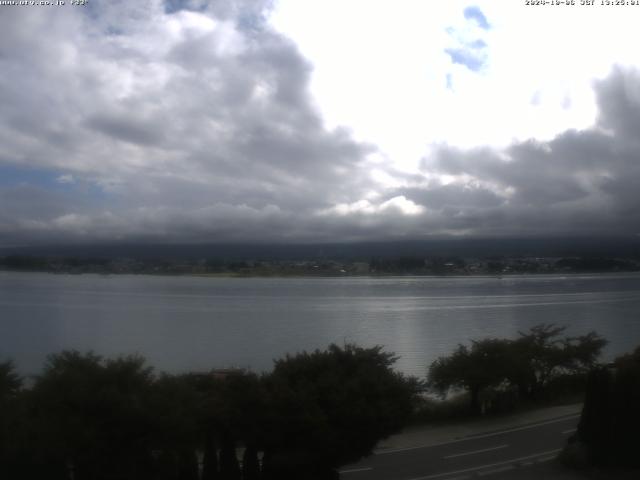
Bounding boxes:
397 184 505 210
0 186 75 221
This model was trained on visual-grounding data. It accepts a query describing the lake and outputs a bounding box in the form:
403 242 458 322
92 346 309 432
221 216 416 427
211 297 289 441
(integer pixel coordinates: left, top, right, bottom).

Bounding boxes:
2 271 640 377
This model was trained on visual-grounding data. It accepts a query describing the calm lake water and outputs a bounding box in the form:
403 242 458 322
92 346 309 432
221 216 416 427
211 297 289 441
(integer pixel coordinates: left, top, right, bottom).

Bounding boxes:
2 271 640 377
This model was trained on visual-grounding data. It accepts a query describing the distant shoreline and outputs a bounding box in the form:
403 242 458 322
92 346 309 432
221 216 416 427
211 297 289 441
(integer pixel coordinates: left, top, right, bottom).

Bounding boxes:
2 252 639 278
2 268 640 279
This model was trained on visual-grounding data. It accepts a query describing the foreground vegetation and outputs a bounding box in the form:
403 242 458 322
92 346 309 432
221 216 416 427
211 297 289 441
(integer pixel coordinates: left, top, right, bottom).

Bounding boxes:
0 325 617 479
427 324 606 415
563 345 640 470
0 345 420 480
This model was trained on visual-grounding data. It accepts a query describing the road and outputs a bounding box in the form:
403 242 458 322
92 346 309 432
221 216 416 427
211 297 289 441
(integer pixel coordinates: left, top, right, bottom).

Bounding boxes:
339 413 580 480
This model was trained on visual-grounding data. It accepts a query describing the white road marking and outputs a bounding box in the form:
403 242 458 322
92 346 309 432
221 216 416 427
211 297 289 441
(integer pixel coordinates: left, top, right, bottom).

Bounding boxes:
561 428 577 435
339 467 373 474
444 444 508 459
377 415 579 455
536 455 557 463
405 448 562 480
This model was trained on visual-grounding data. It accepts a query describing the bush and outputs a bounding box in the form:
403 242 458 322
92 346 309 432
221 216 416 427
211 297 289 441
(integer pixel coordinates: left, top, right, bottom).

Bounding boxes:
575 346 640 468
263 344 422 478
427 324 606 414
0 345 422 480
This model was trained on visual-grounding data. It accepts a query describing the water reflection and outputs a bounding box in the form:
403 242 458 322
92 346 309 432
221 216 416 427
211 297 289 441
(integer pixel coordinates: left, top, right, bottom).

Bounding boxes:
1 272 639 376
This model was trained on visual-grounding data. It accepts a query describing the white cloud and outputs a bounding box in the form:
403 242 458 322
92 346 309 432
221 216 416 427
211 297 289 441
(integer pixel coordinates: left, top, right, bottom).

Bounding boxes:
2 1 640 245
321 195 424 217
272 0 640 166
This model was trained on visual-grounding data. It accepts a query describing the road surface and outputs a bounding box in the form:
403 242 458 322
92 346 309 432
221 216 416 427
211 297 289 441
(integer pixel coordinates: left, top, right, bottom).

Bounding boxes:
339 413 579 480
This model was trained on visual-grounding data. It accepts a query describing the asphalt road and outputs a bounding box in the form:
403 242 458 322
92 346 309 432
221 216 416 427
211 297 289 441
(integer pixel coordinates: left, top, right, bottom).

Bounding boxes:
339 414 580 480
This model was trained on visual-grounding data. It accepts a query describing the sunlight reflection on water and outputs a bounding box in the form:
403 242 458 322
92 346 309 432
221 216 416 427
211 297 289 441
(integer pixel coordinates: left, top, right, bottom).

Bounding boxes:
1 272 639 377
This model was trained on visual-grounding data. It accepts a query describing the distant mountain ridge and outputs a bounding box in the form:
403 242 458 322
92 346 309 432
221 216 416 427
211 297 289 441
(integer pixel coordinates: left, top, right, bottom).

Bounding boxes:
1 236 639 261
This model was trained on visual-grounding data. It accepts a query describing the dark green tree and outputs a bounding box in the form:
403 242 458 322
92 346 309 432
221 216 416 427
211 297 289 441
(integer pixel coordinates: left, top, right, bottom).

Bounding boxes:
262 344 421 479
150 373 207 480
577 366 614 465
211 372 265 480
428 325 607 411
0 360 21 398
150 369 265 480
610 345 640 465
428 339 511 413
218 432 241 480
201 432 220 480
576 346 640 467
509 324 606 399
0 361 24 478
241 444 260 480
28 351 156 480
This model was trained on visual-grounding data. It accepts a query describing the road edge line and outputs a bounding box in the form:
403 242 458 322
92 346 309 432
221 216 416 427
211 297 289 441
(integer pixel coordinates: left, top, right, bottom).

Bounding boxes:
405 448 562 480
377 414 579 455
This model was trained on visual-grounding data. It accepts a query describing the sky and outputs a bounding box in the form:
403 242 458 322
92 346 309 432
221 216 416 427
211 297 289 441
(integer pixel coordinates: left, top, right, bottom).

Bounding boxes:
1 0 640 246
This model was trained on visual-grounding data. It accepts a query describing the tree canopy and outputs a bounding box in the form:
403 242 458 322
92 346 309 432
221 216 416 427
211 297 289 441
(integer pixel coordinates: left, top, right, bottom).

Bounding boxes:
576 346 640 467
428 324 607 412
428 339 511 413
0 344 421 480
263 344 422 479
27 351 157 480
0 360 21 399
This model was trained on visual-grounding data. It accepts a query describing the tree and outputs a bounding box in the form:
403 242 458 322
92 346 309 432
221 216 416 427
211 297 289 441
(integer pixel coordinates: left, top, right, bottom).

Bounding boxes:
150 373 209 480
428 339 511 413
577 366 614 465
609 345 640 465
241 444 260 480
0 361 24 478
0 361 21 399
576 346 640 467
1 346 419 479
28 351 156 480
210 372 265 480
262 344 421 479
509 325 606 399
428 325 607 412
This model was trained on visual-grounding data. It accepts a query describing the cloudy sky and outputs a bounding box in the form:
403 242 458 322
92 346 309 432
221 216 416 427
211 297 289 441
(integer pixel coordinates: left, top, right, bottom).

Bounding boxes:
1 0 640 246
